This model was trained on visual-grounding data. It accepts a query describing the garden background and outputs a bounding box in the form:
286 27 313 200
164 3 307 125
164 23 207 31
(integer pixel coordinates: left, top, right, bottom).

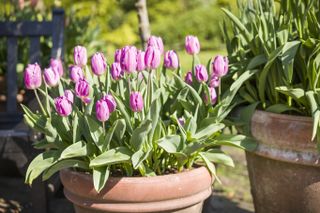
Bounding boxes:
0 0 253 212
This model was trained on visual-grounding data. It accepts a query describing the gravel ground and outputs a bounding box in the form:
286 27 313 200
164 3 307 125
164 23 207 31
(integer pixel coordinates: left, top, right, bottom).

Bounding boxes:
0 148 254 213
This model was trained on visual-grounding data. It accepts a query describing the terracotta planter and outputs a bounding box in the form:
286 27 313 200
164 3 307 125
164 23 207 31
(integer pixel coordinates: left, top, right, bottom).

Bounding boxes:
60 167 213 213
247 110 320 213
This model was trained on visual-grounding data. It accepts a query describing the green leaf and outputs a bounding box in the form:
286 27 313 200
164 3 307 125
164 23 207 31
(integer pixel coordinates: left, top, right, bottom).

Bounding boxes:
306 91 320 140
25 150 61 185
157 135 188 165
193 123 225 140
90 147 133 167
131 148 151 169
72 112 81 143
213 134 257 151
60 141 92 160
42 159 89 181
130 119 152 151
93 166 110 193
112 93 133 133
275 86 307 106
199 152 220 183
266 104 301 114
202 149 234 167
85 115 105 152
147 99 161 142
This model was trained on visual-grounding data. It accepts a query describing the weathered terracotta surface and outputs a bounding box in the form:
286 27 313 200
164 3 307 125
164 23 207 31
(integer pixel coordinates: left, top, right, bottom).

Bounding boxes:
60 167 213 213
247 110 320 213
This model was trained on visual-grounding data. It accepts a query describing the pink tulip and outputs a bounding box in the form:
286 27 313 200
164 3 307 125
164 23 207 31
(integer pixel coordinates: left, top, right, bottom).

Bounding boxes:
121 46 137 74
69 65 84 83
91 52 107 76
44 67 60 87
185 71 193 85
204 87 217 105
75 78 90 98
129 91 144 112
164 50 179 70
209 75 220 88
185 35 200 55
195 64 208 82
136 50 146 71
212 55 229 77
54 96 72 117
24 63 42 90
96 99 110 122
147 36 164 54
114 49 122 63
50 58 63 77
103 94 117 113
145 46 161 70
73 45 87 67
64 90 74 103
110 62 123 80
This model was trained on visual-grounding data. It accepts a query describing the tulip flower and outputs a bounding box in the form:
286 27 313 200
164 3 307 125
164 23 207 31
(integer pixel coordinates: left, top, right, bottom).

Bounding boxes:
209 75 220 88
204 87 217 105
145 46 161 70
114 49 122 63
110 62 123 80
54 95 72 117
103 94 117 113
121 46 137 74
195 64 208 82
185 35 200 55
50 58 63 77
73 45 87 67
212 55 229 77
147 36 164 54
69 65 84 83
178 117 185 126
96 99 110 122
64 90 74 103
44 67 60 87
83 97 92 104
136 50 146 71
129 91 144 112
164 50 179 70
24 63 42 90
91 52 107 76
75 78 90 99
185 71 193 85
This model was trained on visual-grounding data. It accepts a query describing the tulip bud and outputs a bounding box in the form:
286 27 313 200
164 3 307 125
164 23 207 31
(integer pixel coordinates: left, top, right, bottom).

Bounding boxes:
136 50 146 71
209 75 220 88
110 62 123 81
121 46 137 74
129 91 144 112
185 71 193 85
114 49 122 63
204 87 217 105
145 46 161 70
50 58 64 77
54 96 72 117
69 65 84 83
75 78 90 98
185 35 200 55
147 36 164 54
96 99 110 122
24 63 42 90
64 90 74 103
178 117 185 126
73 45 87 67
83 97 92 104
212 55 229 77
91 52 107 76
44 67 60 87
164 50 179 70
103 94 117 113
195 64 208 82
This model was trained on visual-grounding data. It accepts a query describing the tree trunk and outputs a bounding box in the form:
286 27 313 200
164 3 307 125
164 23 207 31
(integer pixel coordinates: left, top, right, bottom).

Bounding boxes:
135 0 151 49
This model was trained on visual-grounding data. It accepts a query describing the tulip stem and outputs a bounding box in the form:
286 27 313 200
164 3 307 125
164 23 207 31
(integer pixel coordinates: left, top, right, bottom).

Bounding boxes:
102 121 106 134
34 89 47 116
44 83 51 118
218 81 221 103
98 77 103 93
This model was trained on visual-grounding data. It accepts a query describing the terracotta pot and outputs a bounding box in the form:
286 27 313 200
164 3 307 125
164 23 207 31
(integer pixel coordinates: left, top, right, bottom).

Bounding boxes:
247 110 320 213
60 166 213 213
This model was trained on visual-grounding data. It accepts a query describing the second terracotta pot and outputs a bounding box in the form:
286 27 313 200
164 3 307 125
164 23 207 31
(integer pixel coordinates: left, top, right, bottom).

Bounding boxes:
247 110 320 213
60 166 213 213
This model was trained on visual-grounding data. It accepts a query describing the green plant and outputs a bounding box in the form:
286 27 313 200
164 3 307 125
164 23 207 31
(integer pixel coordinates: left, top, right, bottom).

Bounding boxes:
222 0 320 142
22 36 254 193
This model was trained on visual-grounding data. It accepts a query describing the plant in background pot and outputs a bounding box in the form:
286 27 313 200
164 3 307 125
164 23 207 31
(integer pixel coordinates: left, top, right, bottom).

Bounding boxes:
22 35 254 213
222 0 320 212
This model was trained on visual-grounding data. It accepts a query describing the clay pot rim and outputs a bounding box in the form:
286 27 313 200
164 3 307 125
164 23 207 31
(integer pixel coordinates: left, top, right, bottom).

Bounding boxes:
254 110 312 123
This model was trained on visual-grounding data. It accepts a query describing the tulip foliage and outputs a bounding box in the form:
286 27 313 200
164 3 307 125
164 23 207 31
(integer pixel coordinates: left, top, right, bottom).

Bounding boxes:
22 35 255 192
